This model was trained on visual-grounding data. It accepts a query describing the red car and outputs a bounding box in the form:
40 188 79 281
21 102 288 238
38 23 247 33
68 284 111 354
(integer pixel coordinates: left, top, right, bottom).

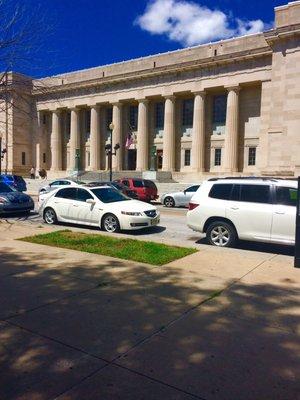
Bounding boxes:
114 178 158 202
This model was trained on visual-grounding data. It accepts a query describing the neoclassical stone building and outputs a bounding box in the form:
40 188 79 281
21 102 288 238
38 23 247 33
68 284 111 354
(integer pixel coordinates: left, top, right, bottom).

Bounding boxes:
1 1 300 179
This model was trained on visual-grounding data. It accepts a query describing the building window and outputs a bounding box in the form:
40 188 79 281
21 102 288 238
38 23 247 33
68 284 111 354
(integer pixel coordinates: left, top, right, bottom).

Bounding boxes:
42 114 47 125
248 147 256 166
87 151 90 166
184 149 191 166
43 153 46 163
66 112 71 141
85 110 91 140
106 108 112 129
129 105 138 130
214 148 222 166
212 95 227 124
21 152 26 165
182 99 194 126
155 102 164 129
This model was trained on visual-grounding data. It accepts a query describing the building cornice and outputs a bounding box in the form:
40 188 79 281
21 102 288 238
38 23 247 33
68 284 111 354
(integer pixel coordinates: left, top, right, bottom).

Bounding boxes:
33 46 272 98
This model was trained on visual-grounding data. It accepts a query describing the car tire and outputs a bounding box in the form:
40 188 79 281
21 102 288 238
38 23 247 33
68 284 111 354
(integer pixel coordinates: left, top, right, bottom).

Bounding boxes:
164 196 175 208
43 208 57 225
206 220 237 248
101 213 120 233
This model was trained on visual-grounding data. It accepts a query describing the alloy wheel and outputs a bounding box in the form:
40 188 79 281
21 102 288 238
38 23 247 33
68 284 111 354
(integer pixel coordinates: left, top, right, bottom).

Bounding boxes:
103 215 118 233
44 209 56 224
210 226 230 247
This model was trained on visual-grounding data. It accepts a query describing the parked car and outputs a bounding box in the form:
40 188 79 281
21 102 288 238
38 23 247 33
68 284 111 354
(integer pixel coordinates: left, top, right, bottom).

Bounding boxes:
187 177 298 247
40 185 160 232
39 179 81 194
85 181 139 199
0 182 34 215
0 174 27 192
114 178 158 202
161 185 200 207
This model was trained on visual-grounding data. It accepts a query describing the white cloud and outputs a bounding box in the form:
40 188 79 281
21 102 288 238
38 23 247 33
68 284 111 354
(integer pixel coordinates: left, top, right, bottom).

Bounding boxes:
135 0 269 47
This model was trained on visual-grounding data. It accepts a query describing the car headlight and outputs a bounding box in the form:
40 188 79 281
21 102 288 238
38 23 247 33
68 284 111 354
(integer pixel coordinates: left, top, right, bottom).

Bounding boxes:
121 211 142 216
0 196 8 204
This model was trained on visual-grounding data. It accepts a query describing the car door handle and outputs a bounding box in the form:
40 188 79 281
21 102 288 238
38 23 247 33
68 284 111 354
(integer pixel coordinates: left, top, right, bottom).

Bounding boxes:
72 204 79 207
275 211 285 215
230 207 239 210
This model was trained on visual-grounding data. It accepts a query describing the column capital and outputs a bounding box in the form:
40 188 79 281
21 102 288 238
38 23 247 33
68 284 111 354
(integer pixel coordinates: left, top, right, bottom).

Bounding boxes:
225 85 240 93
90 104 101 110
164 95 176 101
137 98 149 104
69 107 80 112
52 109 62 115
111 101 123 107
193 90 206 97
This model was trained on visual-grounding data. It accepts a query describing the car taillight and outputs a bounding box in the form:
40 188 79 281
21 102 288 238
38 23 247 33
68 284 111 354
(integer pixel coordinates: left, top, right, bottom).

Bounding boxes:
189 202 199 211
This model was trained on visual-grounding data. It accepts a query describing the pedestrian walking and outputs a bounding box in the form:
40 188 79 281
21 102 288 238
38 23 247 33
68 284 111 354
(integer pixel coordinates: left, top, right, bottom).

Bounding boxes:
30 166 35 179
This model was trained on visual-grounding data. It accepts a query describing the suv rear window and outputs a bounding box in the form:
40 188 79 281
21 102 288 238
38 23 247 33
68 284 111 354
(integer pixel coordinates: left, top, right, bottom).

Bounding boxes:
209 184 233 200
240 184 271 204
144 180 157 189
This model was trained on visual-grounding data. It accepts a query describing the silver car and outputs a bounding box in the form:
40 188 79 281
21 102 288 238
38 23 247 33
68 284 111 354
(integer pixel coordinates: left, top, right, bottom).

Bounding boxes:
39 179 81 194
161 185 200 208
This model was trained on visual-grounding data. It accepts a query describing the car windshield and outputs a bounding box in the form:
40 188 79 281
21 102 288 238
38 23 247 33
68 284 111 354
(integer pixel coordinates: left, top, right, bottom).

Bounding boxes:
112 182 124 190
0 183 14 193
91 187 130 203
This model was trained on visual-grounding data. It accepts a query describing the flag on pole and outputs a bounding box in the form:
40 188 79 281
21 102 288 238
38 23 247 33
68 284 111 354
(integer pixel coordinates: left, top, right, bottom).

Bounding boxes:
125 132 133 149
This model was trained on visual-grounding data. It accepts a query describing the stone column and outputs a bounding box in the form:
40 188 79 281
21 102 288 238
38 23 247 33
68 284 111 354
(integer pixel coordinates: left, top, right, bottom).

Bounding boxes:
112 102 123 171
50 110 62 171
224 86 240 172
191 91 206 172
69 108 81 170
35 111 42 171
90 105 101 171
136 99 149 171
162 95 176 171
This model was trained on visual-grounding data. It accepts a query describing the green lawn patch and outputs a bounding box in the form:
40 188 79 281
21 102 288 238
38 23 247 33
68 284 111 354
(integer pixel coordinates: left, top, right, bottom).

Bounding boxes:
19 230 197 266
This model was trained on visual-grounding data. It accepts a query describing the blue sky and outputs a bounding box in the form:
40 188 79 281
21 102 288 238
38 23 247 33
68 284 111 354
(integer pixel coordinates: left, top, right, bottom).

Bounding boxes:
22 0 285 78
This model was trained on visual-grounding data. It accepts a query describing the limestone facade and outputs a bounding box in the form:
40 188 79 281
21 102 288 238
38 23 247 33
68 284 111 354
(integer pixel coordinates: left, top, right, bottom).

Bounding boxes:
1 1 300 178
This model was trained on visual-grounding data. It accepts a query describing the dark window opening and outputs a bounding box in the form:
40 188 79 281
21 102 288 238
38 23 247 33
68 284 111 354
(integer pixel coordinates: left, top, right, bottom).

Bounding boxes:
212 95 227 124
182 99 194 126
214 148 222 166
248 147 256 166
129 105 138 130
155 102 164 129
43 153 46 163
106 108 113 129
21 152 26 166
184 149 191 166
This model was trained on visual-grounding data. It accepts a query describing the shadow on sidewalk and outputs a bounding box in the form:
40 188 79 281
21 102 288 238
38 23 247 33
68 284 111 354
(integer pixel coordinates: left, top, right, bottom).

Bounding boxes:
0 247 299 399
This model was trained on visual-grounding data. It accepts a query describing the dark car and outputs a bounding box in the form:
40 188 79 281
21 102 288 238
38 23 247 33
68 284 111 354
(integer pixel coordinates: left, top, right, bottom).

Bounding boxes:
0 182 34 215
85 181 139 199
114 178 158 202
0 174 27 192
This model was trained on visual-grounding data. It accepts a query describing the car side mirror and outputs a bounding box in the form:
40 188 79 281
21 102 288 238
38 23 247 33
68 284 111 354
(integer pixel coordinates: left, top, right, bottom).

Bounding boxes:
86 199 96 205
183 190 187 195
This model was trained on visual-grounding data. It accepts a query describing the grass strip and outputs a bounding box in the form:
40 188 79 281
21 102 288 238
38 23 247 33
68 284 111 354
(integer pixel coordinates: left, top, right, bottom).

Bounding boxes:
19 230 197 266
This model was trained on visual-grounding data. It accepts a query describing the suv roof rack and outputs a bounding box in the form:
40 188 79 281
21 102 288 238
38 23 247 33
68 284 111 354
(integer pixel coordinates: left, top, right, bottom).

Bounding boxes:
208 176 287 182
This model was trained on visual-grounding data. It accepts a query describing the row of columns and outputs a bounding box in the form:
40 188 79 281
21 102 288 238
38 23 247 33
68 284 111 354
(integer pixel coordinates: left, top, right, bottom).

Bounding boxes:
47 86 240 172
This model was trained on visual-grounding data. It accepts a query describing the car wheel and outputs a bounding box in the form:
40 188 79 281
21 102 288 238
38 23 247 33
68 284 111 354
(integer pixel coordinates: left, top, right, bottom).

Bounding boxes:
102 213 120 233
164 196 175 208
43 208 57 225
206 221 237 248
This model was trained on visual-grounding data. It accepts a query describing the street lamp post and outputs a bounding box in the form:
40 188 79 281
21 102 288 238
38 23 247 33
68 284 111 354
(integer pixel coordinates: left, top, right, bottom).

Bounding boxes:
105 123 120 182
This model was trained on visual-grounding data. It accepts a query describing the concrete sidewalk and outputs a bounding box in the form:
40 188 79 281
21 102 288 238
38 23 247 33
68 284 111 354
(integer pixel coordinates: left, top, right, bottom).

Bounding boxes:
0 224 299 399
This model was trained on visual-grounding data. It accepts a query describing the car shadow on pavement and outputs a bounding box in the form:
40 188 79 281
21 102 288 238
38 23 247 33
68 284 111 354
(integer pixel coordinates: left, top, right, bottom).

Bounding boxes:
0 247 299 399
196 237 295 256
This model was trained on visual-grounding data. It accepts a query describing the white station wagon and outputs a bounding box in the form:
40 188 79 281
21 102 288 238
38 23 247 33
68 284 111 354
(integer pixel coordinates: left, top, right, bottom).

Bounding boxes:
40 185 160 233
187 178 298 247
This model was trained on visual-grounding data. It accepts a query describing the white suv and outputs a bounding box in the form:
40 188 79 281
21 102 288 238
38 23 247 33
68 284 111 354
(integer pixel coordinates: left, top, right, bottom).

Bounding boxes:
187 178 298 247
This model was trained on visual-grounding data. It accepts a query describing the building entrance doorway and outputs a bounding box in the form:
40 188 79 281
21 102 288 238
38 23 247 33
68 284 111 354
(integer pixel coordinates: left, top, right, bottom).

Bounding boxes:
157 149 163 170
127 149 136 170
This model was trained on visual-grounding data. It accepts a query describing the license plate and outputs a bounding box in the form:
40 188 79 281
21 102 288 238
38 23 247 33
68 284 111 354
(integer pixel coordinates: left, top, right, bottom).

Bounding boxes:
151 217 159 226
